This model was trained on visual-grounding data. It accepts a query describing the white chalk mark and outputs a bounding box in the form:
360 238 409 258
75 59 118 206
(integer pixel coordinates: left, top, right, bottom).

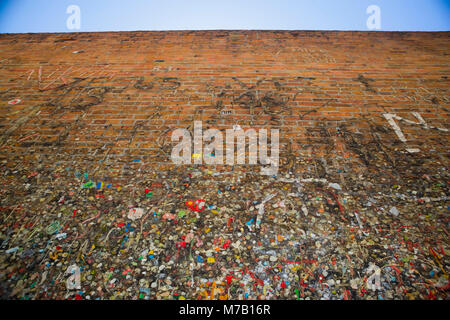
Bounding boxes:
383 113 407 142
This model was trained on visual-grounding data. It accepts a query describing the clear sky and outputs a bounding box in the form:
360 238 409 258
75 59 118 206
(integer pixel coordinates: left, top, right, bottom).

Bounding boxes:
0 0 449 33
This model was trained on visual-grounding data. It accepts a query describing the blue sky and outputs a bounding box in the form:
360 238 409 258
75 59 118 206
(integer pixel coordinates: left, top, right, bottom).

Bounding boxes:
0 0 449 33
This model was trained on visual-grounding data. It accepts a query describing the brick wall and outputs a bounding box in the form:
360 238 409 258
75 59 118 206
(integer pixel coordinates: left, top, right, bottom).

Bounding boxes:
0 31 448 175
0 30 449 300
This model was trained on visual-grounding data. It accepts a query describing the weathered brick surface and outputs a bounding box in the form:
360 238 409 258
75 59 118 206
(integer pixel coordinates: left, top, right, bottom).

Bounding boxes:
0 31 448 169
0 31 449 300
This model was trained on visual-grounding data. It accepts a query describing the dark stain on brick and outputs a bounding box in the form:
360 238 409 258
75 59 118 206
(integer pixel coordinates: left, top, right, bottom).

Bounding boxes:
353 74 377 93
20 141 56 147
54 38 76 43
134 77 181 91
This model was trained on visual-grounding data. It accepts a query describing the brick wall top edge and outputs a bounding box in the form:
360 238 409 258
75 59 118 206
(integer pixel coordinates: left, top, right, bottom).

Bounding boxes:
0 29 449 41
